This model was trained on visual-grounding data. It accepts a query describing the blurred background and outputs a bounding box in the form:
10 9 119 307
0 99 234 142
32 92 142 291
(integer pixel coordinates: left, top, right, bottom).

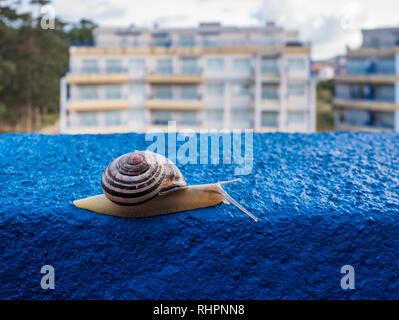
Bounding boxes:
0 0 398 134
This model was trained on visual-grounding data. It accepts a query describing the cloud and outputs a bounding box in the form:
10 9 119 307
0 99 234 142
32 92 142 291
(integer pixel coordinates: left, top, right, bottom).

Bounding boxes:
152 15 189 27
47 0 399 59
253 0 399 59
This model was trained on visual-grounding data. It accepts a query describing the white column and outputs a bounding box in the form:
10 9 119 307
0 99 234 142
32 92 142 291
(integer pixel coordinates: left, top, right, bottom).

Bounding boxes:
60 77 67 133
254 52 262 131
224 80 231 129
279 53 287 131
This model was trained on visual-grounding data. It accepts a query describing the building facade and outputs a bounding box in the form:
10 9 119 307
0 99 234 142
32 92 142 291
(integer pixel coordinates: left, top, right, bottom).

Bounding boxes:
334 27 399 132
60 23 315 134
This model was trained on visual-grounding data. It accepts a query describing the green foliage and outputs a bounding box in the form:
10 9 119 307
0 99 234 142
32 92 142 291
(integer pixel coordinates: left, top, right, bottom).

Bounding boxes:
317 79 334 94
68 19 97 44
316 80 335 132
0 1 96 132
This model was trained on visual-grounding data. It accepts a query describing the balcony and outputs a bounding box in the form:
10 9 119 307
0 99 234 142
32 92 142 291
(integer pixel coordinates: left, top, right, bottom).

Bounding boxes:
261 88 280 107
67 125 131 134
338 123 389 132
335 74 399 84
346 58 396 75
261 99 280 108
146 67 202 83
67 67 129 84
261 73 280 82
146 96 203 110
261 63 280 78
67 99 129 111
333 98 398 112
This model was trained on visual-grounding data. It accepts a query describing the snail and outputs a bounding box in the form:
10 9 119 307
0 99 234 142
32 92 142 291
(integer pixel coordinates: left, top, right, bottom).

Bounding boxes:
73 150 258 221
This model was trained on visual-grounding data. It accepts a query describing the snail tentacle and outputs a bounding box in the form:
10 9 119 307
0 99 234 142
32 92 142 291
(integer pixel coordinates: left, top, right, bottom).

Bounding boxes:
213 179 259 222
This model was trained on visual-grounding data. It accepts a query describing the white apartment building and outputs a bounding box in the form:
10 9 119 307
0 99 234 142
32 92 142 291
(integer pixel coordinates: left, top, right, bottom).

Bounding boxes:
60 22 316 133
334 27 399 132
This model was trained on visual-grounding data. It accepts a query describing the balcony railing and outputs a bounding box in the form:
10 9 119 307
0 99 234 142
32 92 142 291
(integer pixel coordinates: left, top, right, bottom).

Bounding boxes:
181 66 202 74
92 39 309 49
155 66 174 74
346 61 396 75
152 67 202 75
149 93 202 100
261 66 279 74
335 91 395 103
70 67 129 74
74 94 129 101
151 119 202 126
261 91 279 100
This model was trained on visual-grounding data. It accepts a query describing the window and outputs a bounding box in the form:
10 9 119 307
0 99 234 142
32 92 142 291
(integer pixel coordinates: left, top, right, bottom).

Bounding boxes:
152 34 171 47
154 84 172 99
261 111 278 127
181 85 198 99
120 37 128 47
343 109 370 126
180 111 198 125
369 37 379 48
202 35 218 47
288 58 306 70
80 85 98 100
104 111 122 126
156 59 173 74
129 59 145 71
179 35 195 47
288 111 305 123
232 110 250 122
79 111 97 127
131 37 140 47
105 84 122 99
207 58 224 71
130 83 146 96
373 111 394 128
347 59 368 74
152 110 172 125
81 59 99 73
262 84 278 99
106 59 123 73
261 58 278 73
130 110 146 122
206 83 224 96
288 84 305 96
377 58 395 75
206 110 223 121
375 85 394 102
262 35 275 46
232 82 251 96
181 57 199 74
233 58 251 70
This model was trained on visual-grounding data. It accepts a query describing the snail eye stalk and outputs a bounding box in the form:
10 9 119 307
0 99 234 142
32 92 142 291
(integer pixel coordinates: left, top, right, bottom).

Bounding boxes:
216 179 258 222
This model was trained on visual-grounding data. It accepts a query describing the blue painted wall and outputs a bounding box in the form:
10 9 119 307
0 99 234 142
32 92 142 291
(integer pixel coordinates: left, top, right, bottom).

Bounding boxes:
0 132 398 299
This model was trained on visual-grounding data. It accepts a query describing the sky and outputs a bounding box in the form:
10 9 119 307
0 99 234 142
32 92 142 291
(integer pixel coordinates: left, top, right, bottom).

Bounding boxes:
31 0 399 60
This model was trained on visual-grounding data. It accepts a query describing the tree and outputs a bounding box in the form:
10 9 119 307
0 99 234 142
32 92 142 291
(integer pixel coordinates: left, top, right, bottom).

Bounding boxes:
68 19 97 45
0 0 97 132
0 1 68 132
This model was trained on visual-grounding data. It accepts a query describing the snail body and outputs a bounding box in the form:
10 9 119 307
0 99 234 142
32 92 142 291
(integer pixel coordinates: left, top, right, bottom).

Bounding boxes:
74 150 258 221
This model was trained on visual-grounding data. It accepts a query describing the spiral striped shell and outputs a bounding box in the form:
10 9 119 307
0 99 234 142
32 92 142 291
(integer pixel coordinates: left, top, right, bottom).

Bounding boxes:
101 150 187 205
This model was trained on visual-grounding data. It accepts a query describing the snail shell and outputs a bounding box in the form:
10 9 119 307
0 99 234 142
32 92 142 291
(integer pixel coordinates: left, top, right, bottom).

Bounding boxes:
74 150 258 221
101 151 186 206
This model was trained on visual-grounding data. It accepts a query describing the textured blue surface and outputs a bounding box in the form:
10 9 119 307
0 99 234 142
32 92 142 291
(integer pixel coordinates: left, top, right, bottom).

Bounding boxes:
0 132 399 299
